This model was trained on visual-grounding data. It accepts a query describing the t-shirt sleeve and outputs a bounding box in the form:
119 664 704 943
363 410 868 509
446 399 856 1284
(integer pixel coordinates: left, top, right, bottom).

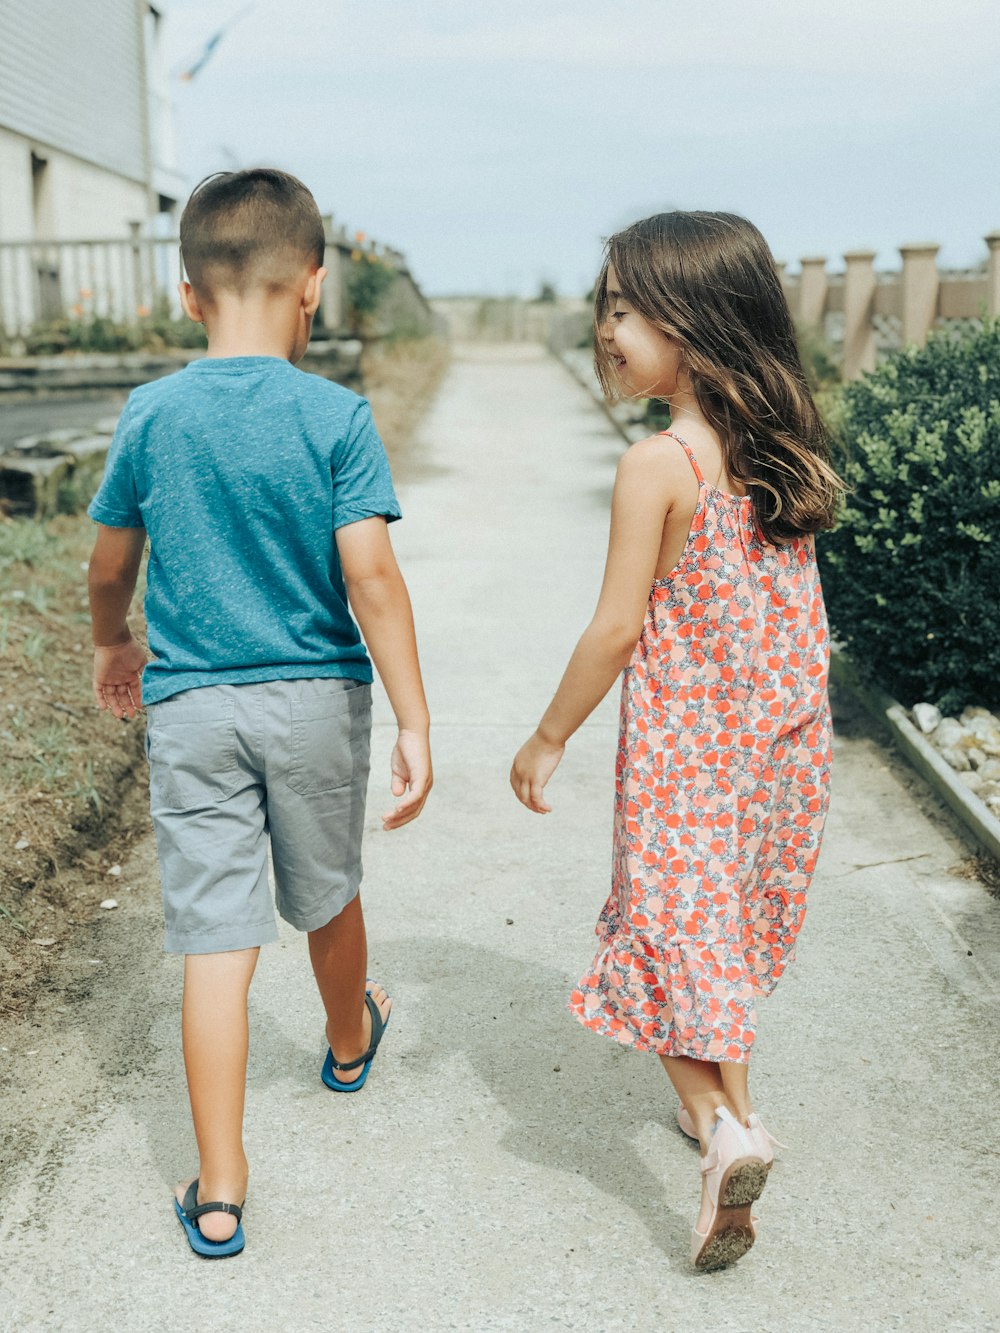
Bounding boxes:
87 402 144 528
331 400 402 530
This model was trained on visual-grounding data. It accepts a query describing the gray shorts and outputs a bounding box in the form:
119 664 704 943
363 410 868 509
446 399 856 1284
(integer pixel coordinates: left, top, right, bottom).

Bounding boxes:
145 677 371 954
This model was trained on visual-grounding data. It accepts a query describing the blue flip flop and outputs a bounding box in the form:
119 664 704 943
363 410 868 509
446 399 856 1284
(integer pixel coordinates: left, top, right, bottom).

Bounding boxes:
174 1179 245 1258
321 990 391 1092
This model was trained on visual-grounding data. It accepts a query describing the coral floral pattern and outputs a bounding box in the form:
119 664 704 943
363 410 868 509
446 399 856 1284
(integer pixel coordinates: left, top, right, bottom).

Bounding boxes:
569 432 832 1064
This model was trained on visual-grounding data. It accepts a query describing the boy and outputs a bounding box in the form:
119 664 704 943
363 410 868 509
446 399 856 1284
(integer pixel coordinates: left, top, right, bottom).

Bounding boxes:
87 169 431 1258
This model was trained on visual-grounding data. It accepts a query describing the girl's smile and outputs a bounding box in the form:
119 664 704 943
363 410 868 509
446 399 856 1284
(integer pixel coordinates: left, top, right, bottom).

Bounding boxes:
603 263 684 398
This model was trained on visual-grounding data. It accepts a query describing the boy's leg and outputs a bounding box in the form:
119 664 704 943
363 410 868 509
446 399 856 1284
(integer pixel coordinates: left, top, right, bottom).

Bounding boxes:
308 893 391 1082
174 947 259 1242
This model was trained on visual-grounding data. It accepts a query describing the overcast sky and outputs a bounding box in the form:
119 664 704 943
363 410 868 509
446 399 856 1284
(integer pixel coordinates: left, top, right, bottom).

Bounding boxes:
161 0 1000 297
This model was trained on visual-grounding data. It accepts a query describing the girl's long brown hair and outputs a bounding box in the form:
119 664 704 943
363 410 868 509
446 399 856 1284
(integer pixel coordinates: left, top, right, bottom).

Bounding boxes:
594 211 843 544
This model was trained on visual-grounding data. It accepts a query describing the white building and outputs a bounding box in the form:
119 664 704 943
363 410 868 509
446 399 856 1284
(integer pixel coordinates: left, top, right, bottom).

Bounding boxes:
0 0 183 332
0 0 182 240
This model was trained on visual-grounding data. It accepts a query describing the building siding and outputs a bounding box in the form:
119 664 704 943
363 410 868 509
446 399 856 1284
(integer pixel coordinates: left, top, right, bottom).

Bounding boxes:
0 0 146 185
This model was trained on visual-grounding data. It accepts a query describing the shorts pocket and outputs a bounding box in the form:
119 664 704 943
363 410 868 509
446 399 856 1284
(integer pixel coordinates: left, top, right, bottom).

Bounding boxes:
287 681 371 796
147 691 240 810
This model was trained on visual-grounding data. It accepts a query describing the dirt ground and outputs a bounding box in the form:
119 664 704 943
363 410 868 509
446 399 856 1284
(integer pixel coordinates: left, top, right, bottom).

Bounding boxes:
0 337 449 1018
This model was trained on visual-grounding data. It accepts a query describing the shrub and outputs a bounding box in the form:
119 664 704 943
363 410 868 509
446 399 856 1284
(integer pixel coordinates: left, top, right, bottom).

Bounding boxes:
818 319 1000 714
346 253 398 336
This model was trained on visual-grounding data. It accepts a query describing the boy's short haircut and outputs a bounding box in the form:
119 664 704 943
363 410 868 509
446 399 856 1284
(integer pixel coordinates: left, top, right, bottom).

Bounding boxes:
180 168 325 298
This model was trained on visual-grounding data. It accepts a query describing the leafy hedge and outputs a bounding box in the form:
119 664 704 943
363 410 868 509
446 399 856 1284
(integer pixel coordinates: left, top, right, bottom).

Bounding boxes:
818 319 1000 715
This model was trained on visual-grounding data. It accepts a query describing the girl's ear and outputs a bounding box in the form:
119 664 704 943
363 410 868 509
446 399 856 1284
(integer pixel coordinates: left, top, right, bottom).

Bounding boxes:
178 281 204 324
303 267 327 316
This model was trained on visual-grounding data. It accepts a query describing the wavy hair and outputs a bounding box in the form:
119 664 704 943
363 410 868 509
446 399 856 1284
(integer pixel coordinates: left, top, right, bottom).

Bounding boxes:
594 211 843 544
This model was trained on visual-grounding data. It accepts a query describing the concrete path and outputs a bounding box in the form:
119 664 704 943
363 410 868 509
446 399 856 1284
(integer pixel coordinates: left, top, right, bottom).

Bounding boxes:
2 345 1000 1332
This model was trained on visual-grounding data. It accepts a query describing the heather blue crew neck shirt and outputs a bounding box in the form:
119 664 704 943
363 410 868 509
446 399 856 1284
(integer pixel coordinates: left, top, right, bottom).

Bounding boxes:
88 356 401 705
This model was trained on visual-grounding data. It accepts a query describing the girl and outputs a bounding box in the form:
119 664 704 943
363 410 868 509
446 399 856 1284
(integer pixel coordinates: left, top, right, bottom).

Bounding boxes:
511 212 841 1270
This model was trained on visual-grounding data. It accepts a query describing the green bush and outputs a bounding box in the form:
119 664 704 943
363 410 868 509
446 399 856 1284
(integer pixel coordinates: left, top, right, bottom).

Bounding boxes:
818 319 1000 714
346 254 398 335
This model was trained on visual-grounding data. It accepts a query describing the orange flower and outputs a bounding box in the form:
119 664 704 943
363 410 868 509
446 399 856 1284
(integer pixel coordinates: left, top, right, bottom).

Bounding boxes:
136 305 151 318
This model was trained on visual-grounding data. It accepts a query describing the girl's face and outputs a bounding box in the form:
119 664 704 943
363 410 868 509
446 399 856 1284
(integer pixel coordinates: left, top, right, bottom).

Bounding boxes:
602 263 685 398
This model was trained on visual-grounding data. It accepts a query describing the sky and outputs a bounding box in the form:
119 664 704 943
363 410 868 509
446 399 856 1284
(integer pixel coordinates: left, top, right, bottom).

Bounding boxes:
160 0 1000 298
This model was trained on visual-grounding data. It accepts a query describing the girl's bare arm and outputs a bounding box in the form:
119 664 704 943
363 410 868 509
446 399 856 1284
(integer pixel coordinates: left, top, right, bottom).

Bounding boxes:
511 438 680 812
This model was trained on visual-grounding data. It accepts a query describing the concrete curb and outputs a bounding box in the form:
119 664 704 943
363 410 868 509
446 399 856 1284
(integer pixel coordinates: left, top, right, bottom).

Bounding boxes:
551 346 646 444
830 648 1000 863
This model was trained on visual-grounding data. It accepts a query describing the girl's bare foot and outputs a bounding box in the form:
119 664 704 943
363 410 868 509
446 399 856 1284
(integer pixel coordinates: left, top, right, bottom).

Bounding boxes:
325 981 392 1084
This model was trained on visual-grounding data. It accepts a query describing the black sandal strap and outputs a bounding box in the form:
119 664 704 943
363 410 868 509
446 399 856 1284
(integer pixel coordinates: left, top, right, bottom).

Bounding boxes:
181 1178 243 1224
326 992 386 1071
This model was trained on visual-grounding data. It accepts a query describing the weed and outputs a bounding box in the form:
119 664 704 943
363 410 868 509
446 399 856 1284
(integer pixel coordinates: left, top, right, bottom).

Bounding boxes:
68 759 103 813
21 630 50 664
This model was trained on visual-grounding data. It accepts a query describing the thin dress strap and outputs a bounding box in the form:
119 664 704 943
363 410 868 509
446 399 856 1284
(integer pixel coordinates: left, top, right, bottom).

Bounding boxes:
659 430 705 485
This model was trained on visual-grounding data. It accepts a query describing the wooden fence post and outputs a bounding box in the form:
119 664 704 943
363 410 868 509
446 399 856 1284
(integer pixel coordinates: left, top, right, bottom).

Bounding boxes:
797 256 827 328
843 250 877 380
899 242 940 347
985 230 1000 317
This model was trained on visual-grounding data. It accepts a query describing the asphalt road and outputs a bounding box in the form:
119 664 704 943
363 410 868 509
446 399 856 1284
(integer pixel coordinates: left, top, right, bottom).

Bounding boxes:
1 346 999 1331
0 395 123 450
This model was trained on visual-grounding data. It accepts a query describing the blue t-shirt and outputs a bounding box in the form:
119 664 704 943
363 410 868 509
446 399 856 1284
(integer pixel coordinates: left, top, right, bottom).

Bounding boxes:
88 355 401 704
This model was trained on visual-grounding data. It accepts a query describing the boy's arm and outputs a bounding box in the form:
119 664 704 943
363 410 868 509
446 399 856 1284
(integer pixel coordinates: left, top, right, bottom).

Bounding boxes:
335 516 431 830
88 524 148 720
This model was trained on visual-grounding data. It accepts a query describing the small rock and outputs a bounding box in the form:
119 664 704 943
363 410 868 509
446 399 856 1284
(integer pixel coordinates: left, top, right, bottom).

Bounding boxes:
958 771 984 793
930 718 969 750
14 837 29 850
977 759 1000 783
960 705 995 724
963 716 1000 756
986 795 1000 818
106 864 122 876
912 703 941 734
938 745 972 772
99 898 118 910
968 747 988 770
31 937 56 947
505 918 514 926
979 781 1000 801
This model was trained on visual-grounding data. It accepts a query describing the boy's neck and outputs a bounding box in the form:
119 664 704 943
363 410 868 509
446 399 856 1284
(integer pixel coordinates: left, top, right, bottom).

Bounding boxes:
202 290 301 362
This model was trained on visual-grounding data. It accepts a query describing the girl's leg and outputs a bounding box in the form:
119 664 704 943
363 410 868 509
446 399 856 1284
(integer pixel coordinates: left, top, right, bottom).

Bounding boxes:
308 893 391 1083
719 1061 753 1123
659 1053 734 1152
176 946 259 1242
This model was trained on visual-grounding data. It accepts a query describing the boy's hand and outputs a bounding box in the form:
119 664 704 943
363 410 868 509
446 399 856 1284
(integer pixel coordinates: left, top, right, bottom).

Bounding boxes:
93 636 148 720
510 732 565 814
383 728 432 830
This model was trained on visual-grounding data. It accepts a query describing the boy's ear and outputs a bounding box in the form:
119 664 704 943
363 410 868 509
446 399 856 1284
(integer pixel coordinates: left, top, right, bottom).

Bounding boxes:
178 281 204 324
303 266 327 317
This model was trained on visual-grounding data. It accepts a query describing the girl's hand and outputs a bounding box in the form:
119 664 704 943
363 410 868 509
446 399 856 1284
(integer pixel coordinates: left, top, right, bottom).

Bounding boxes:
510 731 565 814
383 728 432 830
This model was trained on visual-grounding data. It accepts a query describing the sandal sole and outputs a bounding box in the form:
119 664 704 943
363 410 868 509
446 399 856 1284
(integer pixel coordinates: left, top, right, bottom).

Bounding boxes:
693 1157 768 1272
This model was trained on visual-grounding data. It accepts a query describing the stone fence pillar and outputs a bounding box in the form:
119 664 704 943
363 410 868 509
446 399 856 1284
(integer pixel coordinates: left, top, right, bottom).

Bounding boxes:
843 250 877 380
797 256 827 328
986 230 1000 317
320 213 343 333
899 243 940 347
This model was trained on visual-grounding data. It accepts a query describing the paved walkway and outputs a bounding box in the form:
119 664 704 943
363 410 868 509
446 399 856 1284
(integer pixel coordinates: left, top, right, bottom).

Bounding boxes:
2 345 999 1331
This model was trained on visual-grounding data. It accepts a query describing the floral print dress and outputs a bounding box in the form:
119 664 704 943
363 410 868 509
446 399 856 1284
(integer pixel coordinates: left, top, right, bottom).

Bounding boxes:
569 432 832 1064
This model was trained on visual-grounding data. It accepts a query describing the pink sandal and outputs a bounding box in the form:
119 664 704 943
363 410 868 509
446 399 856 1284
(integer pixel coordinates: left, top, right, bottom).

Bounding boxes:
677 1103 785 1169
689 1106 768 1270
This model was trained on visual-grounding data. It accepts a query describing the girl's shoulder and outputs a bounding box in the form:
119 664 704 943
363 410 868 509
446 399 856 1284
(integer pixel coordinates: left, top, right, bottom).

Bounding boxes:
617 432 701 495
